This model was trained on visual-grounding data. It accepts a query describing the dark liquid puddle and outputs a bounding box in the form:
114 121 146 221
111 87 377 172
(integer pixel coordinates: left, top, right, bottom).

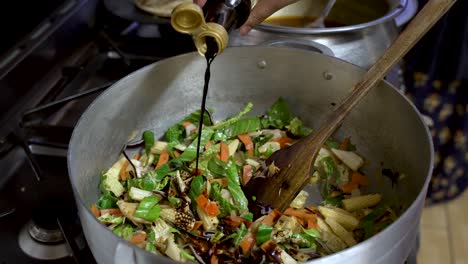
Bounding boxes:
194 37 218 173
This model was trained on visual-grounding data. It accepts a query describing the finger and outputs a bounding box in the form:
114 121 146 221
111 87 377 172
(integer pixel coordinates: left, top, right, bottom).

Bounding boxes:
193 0 206 7
239 0 299 35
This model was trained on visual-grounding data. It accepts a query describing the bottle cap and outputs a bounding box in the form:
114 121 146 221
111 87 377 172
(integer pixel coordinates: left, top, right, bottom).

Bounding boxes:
171 3 229 55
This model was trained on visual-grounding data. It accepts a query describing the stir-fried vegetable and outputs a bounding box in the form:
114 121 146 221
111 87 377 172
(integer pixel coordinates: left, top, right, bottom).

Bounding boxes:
94 98 401 263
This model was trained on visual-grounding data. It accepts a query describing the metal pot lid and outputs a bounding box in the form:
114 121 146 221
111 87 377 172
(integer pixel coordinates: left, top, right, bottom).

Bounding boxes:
256 0 407 34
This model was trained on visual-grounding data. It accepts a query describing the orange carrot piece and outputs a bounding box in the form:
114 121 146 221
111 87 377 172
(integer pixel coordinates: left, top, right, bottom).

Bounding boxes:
120 160 129 181
273 137 293 149
339 137 351 150
192 221 203 231
209 178 228 187
219 142 229 162
133 153 141 160
342 182 359 193
205 202 221 217
129 232 147 244
210 254 219 264
351 171 369 186
242 165 253 186
240 234 255 255
237 134 254 156
156 149 169 169
182 121 193 127
100 208 123 217
262 209 282 226
195 195 209 209
224 216 244 228
90 204 100 217
307 218 318 229
173 150 181 158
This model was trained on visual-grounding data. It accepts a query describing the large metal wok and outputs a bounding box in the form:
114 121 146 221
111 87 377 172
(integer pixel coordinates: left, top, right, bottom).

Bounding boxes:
68 47 433 264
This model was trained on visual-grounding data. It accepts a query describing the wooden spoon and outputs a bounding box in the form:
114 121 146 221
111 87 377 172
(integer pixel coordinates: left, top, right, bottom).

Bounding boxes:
244 0 457 217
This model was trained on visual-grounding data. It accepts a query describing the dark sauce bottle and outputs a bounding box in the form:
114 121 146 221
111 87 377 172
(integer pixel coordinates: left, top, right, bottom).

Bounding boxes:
203 0 251 34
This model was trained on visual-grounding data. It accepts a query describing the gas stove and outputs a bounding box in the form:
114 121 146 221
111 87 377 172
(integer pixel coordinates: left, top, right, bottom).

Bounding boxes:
0 0 194 263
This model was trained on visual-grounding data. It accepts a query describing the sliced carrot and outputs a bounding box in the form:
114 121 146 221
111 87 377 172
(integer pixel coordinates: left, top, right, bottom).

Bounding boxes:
305 206 318 212
209 178 228 187
195 194 210 209
224 216 244 228
182 121 194 128
100 208 123 217
307 218 318 229
261 209 282 226
192 221 203 231
242 165 253 186
133 153 141 160
284 208 317 227
339 137 351 150
218 142 229 162
237 134 254 157
273 137 293 149
129 232 147 244
90 204 100 217
156 149 169 169
120 160 129 181
210 254 219 264
205 202 221 217
351 171 369 186
205 140 213 150
240 234 255 255
173 150 181 158
342 182 359 193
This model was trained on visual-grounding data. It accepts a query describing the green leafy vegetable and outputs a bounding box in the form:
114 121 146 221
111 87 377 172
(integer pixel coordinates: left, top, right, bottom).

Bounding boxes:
180 249 195 261
291 233 317 248
210 182 236 217
133 196 161 222
226 161 248 211
325 139 341 149
98 193 118 209
168 196 181 207
230 223 247 247
114 224 134 240
210 230 225 243
132 164 171 191
207 157 228 178
261 97 292 129
241 212 253 222
188 176 204 202
177 129 214 162
98 213 124 224
165 125 184 143
303 228 320 238
146 230 156 252
320 157 339 180
212 103 253 130
323 195 344 207
256 224 273 245
143 130 155 158
286 117 312 137
213 116 262 141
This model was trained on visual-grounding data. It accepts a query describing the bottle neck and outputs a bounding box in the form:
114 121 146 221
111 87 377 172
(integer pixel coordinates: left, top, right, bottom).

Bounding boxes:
203 0 251 32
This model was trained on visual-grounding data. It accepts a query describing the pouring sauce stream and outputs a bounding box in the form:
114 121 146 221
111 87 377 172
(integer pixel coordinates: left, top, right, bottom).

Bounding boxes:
195 37 218 173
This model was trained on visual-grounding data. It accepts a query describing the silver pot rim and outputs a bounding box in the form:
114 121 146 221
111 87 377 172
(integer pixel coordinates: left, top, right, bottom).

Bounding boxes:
255 0 407 34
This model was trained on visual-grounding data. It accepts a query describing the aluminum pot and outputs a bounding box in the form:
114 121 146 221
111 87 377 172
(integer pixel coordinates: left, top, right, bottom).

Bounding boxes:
229 0 408 69
68 47 433 264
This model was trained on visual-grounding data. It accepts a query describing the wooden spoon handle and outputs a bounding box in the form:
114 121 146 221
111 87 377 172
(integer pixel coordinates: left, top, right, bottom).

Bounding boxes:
303 0 458 149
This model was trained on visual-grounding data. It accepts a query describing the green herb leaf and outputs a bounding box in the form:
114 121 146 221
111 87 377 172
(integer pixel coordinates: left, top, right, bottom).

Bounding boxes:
213 116 262 141
114 224 134 240
207 157 228 178
325 139 341 149
143 130 155 158
256 224 273 245
320 157 339 181
241 212 254 222
165 125 184 144
133 196 161 222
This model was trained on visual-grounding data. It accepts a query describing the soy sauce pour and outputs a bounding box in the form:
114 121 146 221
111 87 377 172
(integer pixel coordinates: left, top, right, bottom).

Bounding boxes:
194 37 219 173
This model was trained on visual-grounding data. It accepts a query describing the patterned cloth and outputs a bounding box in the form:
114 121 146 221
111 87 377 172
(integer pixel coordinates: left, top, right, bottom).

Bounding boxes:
402 0 468 205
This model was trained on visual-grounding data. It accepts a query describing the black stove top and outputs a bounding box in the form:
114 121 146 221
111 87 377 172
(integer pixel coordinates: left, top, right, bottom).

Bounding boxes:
0 0 195 262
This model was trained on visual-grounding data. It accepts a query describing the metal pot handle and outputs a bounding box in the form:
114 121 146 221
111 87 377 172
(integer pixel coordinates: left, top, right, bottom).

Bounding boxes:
258 38 334 57
114 242 137 264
